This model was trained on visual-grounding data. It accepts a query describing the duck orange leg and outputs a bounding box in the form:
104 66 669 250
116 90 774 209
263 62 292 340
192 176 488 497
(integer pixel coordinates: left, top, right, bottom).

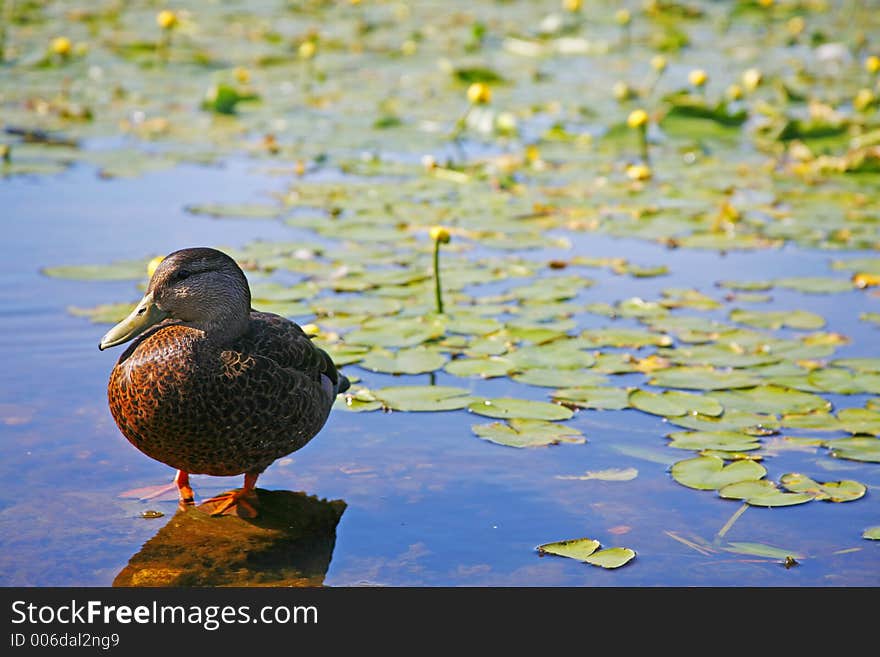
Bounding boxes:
199 472 259 518
119 469 194 509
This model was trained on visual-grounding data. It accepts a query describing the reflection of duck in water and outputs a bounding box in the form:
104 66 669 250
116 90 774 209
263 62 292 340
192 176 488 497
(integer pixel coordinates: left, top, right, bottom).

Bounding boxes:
114 490 346 586
99 248 349 517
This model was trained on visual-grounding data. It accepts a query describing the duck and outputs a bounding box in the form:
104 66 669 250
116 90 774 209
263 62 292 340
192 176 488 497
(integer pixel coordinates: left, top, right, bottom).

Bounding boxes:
99 247 349 518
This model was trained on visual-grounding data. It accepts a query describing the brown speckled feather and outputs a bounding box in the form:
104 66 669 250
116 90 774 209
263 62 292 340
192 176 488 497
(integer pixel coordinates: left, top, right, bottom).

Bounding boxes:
108 311 344 477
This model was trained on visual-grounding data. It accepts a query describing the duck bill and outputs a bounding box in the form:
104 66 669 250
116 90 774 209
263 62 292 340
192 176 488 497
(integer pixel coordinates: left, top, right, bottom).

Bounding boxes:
99 292 169 350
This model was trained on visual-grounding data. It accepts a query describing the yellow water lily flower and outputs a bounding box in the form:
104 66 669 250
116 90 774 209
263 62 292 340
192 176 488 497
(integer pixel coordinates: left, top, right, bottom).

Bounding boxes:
627 109 649 129
156 10 178 30
467 82 492 105
688 68 708 87
429 226 451 243
51 36 72 57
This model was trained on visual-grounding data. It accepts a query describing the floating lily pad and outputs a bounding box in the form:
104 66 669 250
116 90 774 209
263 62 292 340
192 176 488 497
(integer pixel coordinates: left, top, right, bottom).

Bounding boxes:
43 259 151 281
345 317 444 348
556 467 638 481
68 302 136 324
468 398 573 421
648 366 762 390
864 527 880 540
373 385 475 412
825 436 880 463
772 277 854 294
837 408 880 435
445 356 513 379
472 419 584 448
579 328 673 348
729 309 826 331
551 386 632 410
185 203 282 219
667 431 762 452
584 548 636 569
670 455 766 491
358 347 448 375
707 385 831 416
779 473 867 502
718 480 814 507
505 342 597 371
809 368 880 394
666 409 779 434
536 538 600 561
781 411 844 431
512 369 608 388
629 389 723 417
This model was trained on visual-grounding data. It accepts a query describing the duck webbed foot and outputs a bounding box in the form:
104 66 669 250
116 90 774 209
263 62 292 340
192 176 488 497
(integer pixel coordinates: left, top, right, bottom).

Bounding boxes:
199 472 259 518
119 469 195 511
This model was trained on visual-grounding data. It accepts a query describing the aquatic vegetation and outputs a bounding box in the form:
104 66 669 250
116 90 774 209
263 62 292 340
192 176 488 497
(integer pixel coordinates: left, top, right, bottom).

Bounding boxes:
16 0 880 579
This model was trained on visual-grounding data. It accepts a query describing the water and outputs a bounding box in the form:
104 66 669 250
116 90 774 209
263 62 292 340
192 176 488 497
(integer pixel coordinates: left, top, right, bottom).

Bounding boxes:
1 159 878 587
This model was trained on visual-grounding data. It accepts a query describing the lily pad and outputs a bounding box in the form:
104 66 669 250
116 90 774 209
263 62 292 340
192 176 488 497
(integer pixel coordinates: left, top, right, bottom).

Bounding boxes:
184 203 282 219
445 356 513 378
779 473 867 502
863 527 880 540
512 369 608 388
670 455 766 491
43 259 151 281
825 436 880 463
556 467 639 482
837 408 880 435
472 419 584 448
707 385 831 416
373 385 475 412
721 542 805 560
667 431 762 452
468 398 574 421
358 347 448 375
536 538 600 561
551 386 633 410
729 309 826 331
648 366 762 391
629 389 723 417
584 548 636 569
718 480 814 507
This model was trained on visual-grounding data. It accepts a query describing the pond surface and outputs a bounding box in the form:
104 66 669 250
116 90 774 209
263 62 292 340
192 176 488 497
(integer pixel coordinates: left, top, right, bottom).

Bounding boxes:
1 0 879 587
1 158 877 587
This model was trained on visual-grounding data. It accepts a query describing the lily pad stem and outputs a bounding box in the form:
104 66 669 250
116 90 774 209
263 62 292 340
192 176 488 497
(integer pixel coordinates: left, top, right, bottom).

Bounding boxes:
433 235 444 314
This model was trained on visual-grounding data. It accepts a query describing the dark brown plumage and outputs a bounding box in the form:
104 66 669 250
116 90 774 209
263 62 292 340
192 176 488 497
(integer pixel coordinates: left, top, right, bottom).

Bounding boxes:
100 247 349 516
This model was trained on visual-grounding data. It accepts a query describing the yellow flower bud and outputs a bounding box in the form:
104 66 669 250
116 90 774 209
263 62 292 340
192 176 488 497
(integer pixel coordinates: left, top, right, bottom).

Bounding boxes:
146 256 165 279
234 67 251 84
563 0 582 12
612 81 633 102
854 88 876 111
51 36 72 57
866 55 880 75
688 68 708 87
156 10 178 30
742 68 762 91
651 55 668 73
467 82 492 105
787 16 805 36
615 9 631 26
627 109 649 129
430 226 451 243
626 163 652 181
726 84 743 101
298 41 317 60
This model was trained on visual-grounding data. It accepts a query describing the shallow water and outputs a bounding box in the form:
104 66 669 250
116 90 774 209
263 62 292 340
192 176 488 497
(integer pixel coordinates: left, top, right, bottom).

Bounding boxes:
1 159 878 587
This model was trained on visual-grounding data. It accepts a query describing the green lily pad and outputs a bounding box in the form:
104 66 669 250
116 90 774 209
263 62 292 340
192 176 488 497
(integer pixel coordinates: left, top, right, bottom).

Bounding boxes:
556 467 639 481
863 527 880 540
345 317 444 348
584 547 636 569
729 309 826 331
666 409 779 434
781 411 845 431
837 408 880 435
505 342 596 370
43 259 151 281
373 385 475 412
184 203 282 219
445 356 513 378
551 386 633 410
472 419 584 448
579 328 673 348
468 398 574 421
334 388 383 413
68 302 137 324
832 358 880 373
536 538 600 561
772 277 854 294
718 480 814 507
825 436 880 463
512 369 608 388
670 455 766 491
318 343 370 366
648 366 762 390
667 431 762 452
358 347 448 375
779 473 867 502
629 389 723 417
707 385 831 415
809 368 880 394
